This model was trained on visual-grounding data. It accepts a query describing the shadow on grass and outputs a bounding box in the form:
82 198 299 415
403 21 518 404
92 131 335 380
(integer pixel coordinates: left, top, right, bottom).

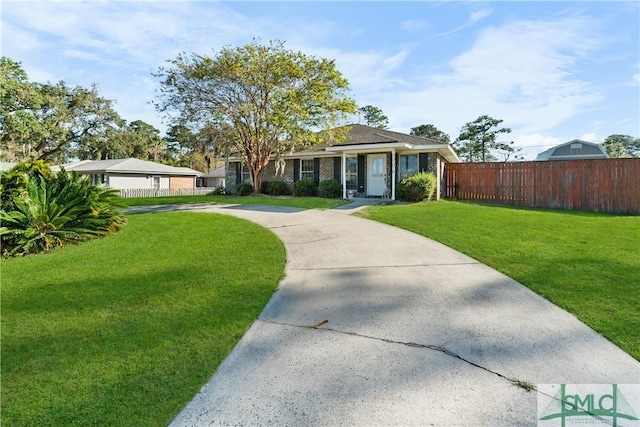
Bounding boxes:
449 200 639 217
2 264 276 426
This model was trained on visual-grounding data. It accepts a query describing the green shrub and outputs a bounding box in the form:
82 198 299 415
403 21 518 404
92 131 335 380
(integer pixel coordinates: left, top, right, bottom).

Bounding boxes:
235 182 253 196
397 172 437 202
0 168 126 257
293 179 318 197
318 179 342 198
262 180 290 196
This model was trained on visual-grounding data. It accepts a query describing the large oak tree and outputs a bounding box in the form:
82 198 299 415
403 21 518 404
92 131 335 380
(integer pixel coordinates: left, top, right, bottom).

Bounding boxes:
1 57 121 163
154 40 357 193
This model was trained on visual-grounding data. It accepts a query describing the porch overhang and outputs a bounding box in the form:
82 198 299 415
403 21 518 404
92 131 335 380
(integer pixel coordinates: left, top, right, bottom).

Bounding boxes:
326 142 460 163
326 142 412 154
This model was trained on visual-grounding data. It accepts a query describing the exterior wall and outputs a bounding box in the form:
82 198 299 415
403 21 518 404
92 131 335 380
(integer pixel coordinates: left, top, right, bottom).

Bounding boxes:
170 176 195 190
104 173 169 190
256 158 337 184
202 177 225 187
319 158 335 182
552 144 605 159
428 153 440 172
261 159 279 182
226 160 297 192
225 163 238 191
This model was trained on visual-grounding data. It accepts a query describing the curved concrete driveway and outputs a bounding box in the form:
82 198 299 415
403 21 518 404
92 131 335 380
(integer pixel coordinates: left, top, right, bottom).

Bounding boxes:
168 203 639 426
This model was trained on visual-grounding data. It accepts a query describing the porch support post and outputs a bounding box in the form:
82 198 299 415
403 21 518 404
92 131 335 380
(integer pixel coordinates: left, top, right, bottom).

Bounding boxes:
391 148 396 201
342 151 347 199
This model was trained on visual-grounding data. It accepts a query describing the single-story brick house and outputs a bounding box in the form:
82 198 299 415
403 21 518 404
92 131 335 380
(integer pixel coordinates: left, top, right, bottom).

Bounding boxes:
226 124 460 200
52 158 203 190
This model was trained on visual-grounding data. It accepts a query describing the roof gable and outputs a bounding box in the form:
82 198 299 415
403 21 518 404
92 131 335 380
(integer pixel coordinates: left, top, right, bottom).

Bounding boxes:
326 124 449 147
536 140 609 160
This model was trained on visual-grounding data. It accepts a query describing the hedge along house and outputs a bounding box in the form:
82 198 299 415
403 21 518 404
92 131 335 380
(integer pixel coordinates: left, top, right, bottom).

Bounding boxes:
226 124 460 200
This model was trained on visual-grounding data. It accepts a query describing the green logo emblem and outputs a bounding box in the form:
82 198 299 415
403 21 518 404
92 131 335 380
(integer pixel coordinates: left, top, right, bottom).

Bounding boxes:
538 384 639 427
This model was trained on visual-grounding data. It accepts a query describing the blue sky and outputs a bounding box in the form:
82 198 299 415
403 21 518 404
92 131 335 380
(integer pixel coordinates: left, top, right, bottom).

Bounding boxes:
2 1 639 160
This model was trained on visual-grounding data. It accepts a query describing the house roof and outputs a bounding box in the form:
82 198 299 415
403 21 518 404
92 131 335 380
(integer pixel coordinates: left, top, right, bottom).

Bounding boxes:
535 139 609 161
307 124 460 163
226 124 460 163
202 165 225 178
227 124 459 163
335 124 450 146
53 158 203 176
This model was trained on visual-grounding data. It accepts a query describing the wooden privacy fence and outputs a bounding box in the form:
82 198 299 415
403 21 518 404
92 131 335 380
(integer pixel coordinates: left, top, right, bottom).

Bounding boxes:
118 187 219 198
444 159 640 214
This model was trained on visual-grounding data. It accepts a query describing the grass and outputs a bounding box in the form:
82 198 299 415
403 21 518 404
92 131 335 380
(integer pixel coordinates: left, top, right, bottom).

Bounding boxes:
362 200 640 360
119 193 349 209
1 211 286 426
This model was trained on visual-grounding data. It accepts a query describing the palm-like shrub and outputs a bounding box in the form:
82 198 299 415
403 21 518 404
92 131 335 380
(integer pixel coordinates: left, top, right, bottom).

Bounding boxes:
1 169 126 257
1 160 52 212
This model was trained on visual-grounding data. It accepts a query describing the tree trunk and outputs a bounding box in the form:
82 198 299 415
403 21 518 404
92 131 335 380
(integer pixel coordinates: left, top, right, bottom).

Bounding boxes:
251 169 263 194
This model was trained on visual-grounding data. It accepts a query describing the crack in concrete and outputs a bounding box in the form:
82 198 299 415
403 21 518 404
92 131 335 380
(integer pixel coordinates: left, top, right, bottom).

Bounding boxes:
283 236 337 245
260 318 534 392
266 223 307 229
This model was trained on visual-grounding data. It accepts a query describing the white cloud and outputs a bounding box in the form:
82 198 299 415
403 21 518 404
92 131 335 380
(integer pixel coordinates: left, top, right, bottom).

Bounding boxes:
509 134 563 160
469 9 493 24
314 48 410 95
3 1 632 144
579 133 599 142
375 15 606 140
515 133 561 149
432 7 493 38
401 19 428 32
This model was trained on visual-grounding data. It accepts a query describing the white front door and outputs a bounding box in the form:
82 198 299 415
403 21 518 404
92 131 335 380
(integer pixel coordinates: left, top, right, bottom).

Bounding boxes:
367 154 386 196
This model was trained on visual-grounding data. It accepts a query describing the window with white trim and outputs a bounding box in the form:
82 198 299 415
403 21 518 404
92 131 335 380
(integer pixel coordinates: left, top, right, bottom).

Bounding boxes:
241 164 251 183
345 156 357 190
301 159 314 181
399 154 418 179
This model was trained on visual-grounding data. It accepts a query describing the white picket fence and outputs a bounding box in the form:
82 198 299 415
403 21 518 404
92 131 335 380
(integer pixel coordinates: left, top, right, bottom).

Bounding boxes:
118 187 221 198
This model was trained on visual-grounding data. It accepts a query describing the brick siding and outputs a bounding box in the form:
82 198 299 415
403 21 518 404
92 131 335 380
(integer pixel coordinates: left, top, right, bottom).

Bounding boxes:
169 176 195 189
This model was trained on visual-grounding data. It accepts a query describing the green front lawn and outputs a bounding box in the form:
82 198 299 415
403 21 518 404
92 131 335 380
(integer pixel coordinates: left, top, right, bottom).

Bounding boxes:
363 200 640 360
119 194 349 209
1 212 286 426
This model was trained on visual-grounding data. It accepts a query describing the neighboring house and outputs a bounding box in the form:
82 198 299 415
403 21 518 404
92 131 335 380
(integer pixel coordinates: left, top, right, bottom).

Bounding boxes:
52 158 203 190
536 140 609 161
226 124 460 200
199 165 226 188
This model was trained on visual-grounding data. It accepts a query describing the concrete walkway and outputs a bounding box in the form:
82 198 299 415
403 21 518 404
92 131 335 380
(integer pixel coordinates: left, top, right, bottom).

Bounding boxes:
168 202 639 426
